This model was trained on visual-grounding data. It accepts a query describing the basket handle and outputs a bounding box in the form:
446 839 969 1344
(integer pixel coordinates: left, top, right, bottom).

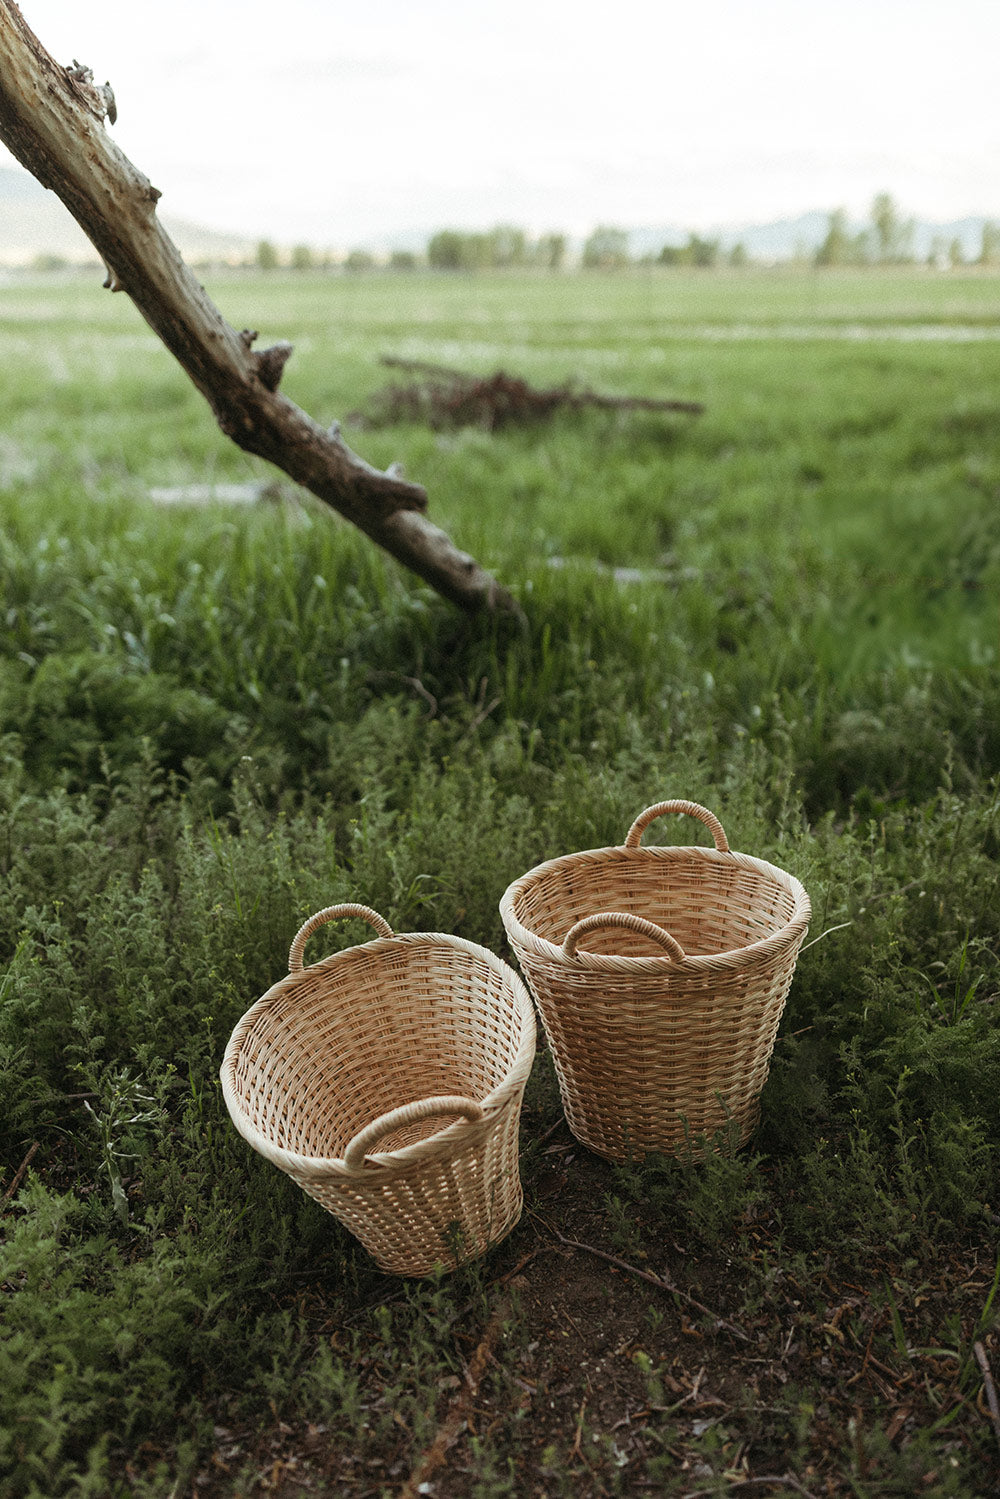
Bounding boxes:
343 1095 485 1170
624 800 730 853
288 903 394 973
561 911 686 962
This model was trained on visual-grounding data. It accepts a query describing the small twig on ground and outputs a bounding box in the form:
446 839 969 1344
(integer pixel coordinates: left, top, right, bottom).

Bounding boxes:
799 920 854 952
1 1141 39 1214
518 1116 573 1168
529 1211 750 1342
570 1394 588 1459
460 693 502 739
858 877 929 908
398 1297 508 1498
380 355 473 384
561 1304 586 1341
974 1341 1000 1454
846 1327 875 1386
367 671 438 716
498 1246 553 1284
682 1477 818 1499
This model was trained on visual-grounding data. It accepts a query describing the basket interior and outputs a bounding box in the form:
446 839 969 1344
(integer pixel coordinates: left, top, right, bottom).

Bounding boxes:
510 847 802 958
227 940 528 1160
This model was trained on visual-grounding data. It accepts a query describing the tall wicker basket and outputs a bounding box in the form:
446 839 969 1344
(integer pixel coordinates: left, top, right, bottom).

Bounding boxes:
220 904 536 1276
500 801 810 1162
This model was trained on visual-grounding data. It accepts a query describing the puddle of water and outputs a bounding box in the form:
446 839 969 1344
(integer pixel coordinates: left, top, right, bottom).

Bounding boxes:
148 483 277 506
674 323 1000 342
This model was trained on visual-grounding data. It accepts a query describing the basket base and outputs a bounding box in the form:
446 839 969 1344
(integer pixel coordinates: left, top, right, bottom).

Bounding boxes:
293 1159 526 1278
357 1192 524 1278
563 1104 760 1164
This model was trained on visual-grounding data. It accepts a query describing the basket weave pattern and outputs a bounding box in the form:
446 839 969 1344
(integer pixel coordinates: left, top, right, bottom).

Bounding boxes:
500 801 810 1161
221 905 536 1276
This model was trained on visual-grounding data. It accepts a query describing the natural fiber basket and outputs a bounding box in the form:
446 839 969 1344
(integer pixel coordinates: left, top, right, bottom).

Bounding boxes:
220 904 536 1276
500 801 810 1161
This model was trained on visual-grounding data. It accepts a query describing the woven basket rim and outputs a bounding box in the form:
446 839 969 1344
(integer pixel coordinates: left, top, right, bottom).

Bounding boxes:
220 929 536 1178
499 842 811 973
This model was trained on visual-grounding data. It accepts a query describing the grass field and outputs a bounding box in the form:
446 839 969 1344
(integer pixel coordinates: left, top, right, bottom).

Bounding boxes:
1 265 999 1497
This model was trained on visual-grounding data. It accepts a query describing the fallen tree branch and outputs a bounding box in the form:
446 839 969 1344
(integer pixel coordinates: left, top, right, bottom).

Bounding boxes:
682 1476 819 1499
0 4 517 614
974 1341 1000 1455
1 1140 39 1214
362 355 705 430
398 1297 508 1498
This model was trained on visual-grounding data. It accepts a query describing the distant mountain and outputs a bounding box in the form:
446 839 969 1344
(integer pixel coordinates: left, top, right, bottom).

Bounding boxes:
0 165 256 265
629 210 994 263
1 162 995 266
376 210 997 265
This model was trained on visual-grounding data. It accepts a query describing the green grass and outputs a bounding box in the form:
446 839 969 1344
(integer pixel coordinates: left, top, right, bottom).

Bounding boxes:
1 265 999 1496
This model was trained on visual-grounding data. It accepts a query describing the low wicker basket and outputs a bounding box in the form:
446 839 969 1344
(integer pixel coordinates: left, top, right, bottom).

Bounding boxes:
500 801 810 1162
220 904 536 1276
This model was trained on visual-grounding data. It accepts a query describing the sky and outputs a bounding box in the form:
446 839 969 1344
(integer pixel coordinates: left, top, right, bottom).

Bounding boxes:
3 0 998 248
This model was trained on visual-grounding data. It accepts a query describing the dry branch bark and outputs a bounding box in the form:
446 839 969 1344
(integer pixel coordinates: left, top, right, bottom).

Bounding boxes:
0 3 516 614
368 356 705 431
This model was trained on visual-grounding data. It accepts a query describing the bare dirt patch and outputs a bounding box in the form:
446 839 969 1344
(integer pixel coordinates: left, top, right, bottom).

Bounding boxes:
177 1122 1000 1498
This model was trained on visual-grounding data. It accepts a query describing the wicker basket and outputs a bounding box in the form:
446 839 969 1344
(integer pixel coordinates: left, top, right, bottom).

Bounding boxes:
499 801 810 1162
220 904 536 1276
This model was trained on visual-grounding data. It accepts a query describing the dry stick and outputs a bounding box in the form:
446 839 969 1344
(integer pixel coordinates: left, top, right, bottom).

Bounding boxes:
0 6 517 616
381 355 486 384
379 355 706 415
530 1212 750 1343
523 1116 568 1155
0 1141 39 1214
974 1341 1000 1455
682 1477 819 1499
398 1301 507 1498
569 1394 588 1460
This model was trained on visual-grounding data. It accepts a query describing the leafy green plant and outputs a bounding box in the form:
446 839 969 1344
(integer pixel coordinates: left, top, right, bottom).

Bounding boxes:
1 266 999 1497
82 1067 161 1226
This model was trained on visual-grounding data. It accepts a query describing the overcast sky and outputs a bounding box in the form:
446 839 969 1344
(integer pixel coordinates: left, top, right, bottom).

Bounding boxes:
4 0 997 246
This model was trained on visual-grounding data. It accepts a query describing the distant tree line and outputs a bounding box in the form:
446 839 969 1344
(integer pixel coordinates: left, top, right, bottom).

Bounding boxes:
22 201 999 276
816 194 1000 269
16 198 1000 277
814 193 918 266
426 226 567 270
238 196 1000 275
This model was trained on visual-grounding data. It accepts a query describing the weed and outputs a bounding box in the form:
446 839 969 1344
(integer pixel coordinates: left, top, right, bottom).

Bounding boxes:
1 267 999 1497
82 1067 161 1226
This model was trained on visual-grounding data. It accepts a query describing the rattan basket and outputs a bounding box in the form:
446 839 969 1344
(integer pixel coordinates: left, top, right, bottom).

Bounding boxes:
500 801 810 1162
220 904 536 1276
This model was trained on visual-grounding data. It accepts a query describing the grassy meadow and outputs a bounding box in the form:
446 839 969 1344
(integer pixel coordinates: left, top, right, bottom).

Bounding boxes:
1 264 1000 1497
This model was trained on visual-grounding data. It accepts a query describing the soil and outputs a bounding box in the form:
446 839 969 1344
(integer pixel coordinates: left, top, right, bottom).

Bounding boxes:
178 1120 1000 1499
